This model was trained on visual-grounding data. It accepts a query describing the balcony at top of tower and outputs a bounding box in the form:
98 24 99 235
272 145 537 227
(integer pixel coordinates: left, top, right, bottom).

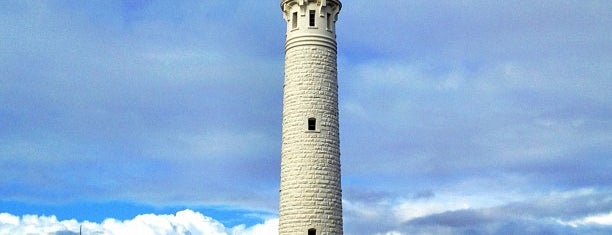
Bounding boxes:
281 0 341 37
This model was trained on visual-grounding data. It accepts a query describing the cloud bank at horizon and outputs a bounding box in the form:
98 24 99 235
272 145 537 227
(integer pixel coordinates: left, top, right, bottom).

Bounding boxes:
0 209 277 235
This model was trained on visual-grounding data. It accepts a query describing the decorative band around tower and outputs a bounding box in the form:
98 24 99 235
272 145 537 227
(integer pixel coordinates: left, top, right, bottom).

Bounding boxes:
285 34 337 52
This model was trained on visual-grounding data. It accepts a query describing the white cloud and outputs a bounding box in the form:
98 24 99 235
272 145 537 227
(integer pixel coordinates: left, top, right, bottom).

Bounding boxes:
374 231 403 235
580 213 612 226
393 199 471 223
230 218 278 235
344 188 612 234
0 210 278 235
561 212 612 228
0 213 79 235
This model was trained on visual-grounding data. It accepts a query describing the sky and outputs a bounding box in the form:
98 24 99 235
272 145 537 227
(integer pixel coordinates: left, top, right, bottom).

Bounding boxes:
0 0 611 234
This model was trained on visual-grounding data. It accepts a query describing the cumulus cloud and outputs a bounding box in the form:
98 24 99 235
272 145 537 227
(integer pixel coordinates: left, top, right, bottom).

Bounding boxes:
229 219 278 235
0 210 278 235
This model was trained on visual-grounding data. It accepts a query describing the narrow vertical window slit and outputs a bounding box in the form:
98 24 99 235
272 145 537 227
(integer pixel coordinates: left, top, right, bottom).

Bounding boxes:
309 10 316 27
292 12 298 29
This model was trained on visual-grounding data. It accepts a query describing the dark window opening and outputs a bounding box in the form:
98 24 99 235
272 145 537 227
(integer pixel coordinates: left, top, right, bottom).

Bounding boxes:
327 13 332 30
292 12 298 29
308 228 316 235
308 118 316 131
309 10 316 27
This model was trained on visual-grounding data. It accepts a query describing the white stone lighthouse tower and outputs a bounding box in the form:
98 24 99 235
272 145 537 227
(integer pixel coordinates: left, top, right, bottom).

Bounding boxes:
279 0 342 234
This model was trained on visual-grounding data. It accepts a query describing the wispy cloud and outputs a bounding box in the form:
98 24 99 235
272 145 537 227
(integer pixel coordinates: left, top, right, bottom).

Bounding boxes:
343 188 612 234
0 0 282 209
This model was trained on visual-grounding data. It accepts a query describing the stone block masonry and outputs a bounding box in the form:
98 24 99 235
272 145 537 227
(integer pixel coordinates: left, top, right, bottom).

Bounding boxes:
280 44 342 235
280 0 342 234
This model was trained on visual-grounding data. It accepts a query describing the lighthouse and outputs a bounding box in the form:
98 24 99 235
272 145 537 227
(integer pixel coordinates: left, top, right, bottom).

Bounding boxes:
279 0 343 234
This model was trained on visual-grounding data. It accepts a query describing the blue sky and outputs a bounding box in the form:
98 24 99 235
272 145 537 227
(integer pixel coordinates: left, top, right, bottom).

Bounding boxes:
1 0 611 234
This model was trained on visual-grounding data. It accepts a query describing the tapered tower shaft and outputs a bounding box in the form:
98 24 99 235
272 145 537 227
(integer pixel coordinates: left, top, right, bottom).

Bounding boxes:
279 0 343 234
